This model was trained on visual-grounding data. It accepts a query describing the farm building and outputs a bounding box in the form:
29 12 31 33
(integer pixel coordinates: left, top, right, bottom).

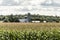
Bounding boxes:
19 19 28 23
43 21 47 23
32 21 40 23
18 13 31 23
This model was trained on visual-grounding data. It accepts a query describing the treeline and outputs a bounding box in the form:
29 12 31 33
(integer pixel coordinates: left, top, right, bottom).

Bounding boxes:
0 13 60 23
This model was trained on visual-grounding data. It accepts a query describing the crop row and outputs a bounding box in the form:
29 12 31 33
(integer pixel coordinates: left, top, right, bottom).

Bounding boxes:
0 30 59 40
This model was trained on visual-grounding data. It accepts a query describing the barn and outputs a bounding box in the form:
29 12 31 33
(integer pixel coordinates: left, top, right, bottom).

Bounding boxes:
19 19 28 23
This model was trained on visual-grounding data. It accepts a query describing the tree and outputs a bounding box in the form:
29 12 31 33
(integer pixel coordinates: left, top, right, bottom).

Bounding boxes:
14 16 19 22
8 14 14 22
3 17 9 22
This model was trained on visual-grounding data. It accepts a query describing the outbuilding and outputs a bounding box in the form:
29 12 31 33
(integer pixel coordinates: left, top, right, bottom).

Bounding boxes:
19 19 28 23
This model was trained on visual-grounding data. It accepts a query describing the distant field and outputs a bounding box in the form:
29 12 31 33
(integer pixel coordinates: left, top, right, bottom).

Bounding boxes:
0 23 60 31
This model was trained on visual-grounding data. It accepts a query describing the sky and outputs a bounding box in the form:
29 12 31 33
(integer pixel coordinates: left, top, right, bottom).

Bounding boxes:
0 0 60 16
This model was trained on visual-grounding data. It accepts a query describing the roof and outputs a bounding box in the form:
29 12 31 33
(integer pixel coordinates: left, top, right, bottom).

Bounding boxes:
19 19 28 22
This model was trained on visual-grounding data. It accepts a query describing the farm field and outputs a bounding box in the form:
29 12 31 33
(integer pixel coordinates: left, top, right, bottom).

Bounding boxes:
0 23 60 31
0 23 60 40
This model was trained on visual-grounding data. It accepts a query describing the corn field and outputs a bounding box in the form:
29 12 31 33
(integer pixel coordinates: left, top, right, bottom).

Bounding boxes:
0 30 60 40
0 23 59 40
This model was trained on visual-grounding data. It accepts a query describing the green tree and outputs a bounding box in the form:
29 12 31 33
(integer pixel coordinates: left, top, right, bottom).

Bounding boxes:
8 14 14 22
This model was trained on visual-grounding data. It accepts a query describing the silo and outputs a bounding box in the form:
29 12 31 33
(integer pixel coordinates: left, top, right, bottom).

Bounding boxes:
27 13 31 22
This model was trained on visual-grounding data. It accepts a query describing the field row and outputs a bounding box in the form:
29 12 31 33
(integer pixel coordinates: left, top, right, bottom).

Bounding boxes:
0 23 59 31
0 30 59 40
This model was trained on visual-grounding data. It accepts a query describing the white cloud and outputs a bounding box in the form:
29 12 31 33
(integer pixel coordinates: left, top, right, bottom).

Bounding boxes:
0 0 60 16
0 0 3 4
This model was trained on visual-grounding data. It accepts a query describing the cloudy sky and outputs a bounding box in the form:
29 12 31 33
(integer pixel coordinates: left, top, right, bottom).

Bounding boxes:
0 0 60 16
